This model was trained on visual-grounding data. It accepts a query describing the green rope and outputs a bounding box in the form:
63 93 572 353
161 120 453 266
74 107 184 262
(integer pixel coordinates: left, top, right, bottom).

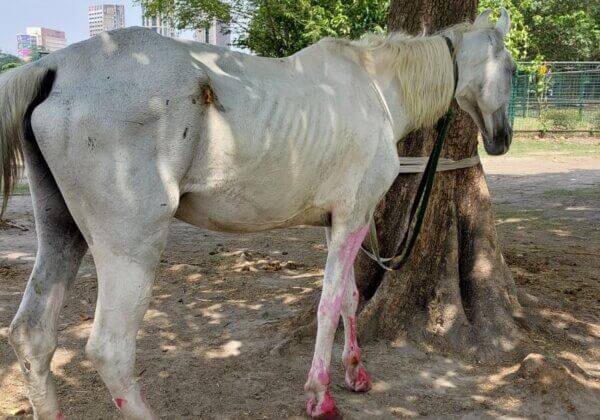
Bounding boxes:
362 35 458 271
363 108 455 271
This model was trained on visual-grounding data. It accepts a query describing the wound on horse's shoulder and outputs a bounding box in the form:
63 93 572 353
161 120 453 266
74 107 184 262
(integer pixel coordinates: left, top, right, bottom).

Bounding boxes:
198 83 225 112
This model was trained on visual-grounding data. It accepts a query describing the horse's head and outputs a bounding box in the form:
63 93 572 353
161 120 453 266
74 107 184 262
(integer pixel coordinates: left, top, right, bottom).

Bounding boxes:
455 8 515 155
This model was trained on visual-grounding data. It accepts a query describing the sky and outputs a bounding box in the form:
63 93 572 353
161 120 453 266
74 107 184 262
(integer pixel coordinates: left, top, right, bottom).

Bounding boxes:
0 1 145 55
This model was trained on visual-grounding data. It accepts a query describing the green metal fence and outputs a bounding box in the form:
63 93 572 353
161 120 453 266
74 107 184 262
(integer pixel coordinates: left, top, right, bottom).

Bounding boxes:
509 62 600 133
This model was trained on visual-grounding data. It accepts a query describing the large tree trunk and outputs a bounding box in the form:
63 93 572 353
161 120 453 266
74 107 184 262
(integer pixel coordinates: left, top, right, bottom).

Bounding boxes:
355 0 524 363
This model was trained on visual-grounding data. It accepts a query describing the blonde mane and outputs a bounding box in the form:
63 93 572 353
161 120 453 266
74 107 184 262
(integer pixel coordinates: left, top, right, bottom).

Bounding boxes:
346 23 475 129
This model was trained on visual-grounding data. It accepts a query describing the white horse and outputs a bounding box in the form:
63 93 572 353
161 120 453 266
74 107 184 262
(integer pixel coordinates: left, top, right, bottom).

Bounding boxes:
1 8 514 419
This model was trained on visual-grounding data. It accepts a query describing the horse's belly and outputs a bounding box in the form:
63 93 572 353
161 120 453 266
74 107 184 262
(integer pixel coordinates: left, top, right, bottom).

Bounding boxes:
175 192 330 233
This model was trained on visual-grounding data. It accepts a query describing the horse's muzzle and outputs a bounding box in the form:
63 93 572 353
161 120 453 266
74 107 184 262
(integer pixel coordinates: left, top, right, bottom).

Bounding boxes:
484 110 512 156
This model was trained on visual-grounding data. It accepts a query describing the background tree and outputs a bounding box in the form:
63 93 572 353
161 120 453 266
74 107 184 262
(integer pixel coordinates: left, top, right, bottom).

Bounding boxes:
478 0 530 59
237 0 388 57
449 0 599 62
353 0 525 363
517 0 600 61
139 0 234 30
140 0 389 57
144 0 599 61
1 62 22 73
0 53 22 73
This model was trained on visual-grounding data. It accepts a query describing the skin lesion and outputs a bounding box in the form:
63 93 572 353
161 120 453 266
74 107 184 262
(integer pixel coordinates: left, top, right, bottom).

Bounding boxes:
113 397 126 409
201 84 215 105
195 83 225 112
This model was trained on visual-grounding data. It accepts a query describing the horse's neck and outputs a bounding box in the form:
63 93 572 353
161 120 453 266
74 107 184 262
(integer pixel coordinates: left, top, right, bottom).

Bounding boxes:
368 36 455 137
369 73 411 140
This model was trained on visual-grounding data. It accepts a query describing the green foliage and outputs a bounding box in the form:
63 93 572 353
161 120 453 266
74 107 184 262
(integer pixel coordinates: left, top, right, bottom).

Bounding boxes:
30 49 43 62
1 62 23 73
478 0 600 61
137 0 233 30
478 0 530 60
591 110 600 133
140 0 388 57
540 109 579 131
13 183 30 195
143 0 599 61
514 0 600 61
0 53 22 72
239 0 388 57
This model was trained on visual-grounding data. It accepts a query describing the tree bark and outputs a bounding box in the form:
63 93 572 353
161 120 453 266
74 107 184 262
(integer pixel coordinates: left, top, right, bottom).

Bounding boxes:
355 0 524 363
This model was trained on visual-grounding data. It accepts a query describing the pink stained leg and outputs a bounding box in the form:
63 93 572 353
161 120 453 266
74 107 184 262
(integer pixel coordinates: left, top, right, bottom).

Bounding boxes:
342 312 372 392
305 225 368 418
305 357 340 420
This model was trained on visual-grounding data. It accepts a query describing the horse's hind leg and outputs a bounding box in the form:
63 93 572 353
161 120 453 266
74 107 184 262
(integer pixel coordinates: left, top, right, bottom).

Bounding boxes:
9 139 88 419
84 233 168 420
77 180 176 419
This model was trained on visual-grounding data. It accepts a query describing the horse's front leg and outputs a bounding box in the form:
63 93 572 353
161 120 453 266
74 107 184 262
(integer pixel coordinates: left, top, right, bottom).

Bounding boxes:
305 223 368 419
323 228 372 393
340 265 372 392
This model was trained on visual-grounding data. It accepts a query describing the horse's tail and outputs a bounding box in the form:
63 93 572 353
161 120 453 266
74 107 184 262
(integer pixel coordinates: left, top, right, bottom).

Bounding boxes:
0 65 55 218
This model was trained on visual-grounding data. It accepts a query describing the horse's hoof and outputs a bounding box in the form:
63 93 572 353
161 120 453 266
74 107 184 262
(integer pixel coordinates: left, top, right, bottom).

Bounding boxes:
345 364 372 393
306 390 342 419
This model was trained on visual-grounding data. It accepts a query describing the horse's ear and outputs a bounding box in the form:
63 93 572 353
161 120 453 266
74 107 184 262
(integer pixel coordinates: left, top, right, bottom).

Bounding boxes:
474 9 492 29
496 8 511 38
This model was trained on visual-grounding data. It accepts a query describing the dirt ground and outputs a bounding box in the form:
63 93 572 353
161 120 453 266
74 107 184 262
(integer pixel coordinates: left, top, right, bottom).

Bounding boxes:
1 154 599 419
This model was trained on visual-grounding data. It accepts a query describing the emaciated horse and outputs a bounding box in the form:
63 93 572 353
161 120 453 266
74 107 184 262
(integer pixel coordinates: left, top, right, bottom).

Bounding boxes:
0 8 514 419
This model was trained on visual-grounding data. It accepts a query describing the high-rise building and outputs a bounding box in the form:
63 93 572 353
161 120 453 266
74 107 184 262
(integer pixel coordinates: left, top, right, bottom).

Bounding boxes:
194 21 230 48
141 6 177 38
89 4 126 37
16 34 38 61
26 27 67 52
17 27 66 61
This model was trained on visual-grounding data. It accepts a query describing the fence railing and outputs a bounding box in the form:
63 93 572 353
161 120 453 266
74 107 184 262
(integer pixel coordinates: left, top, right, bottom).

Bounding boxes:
509 62 600 134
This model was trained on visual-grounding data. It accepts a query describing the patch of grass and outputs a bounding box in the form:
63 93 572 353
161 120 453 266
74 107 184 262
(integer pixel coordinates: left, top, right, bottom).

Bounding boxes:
542 188 572 198
494 208 536 219
479 137 600 156
542 186 600 200
495 208 575 231
513 116 541 131
513 110 599 132
13 183 29 195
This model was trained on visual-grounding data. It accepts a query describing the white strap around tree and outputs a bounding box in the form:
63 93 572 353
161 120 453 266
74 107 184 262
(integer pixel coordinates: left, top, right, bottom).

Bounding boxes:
397 155 480 173
361 153 481 271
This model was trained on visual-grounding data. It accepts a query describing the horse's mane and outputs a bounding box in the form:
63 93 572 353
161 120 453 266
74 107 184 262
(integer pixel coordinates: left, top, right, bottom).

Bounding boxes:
329 22 481 129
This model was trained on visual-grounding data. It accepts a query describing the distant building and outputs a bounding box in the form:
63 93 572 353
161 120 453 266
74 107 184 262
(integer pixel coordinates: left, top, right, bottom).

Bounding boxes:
16 34 37 61
141 6 178 38
17 27 66 61
194 21 230 48
89 4 126 37
26 27 66 52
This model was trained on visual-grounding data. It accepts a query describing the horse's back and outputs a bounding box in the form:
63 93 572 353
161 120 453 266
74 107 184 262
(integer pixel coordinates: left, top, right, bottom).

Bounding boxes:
40 27 208 113
28 27 396 237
